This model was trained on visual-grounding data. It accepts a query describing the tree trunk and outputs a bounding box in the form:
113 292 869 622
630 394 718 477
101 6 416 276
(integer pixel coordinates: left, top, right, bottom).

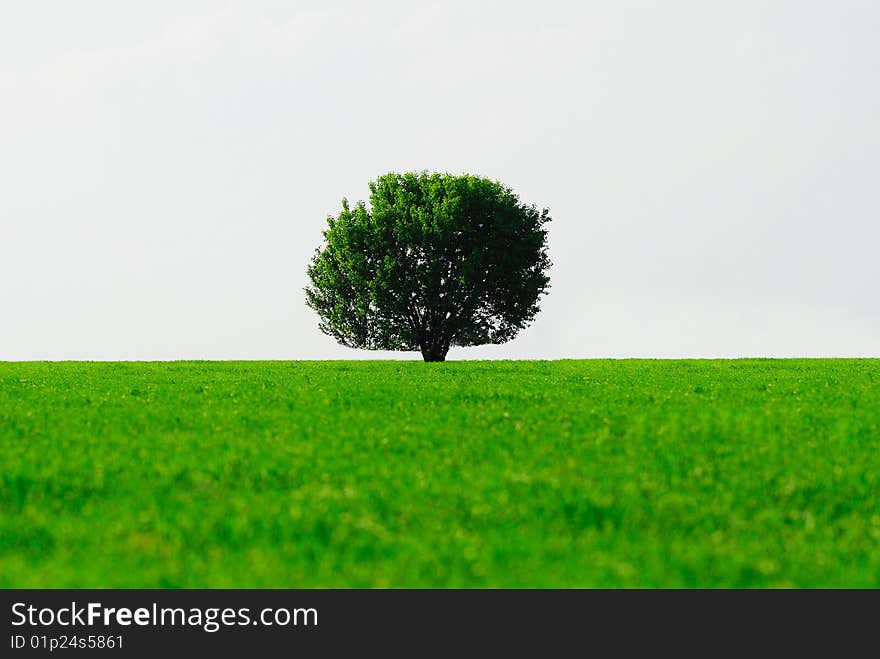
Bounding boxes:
421 346 448 362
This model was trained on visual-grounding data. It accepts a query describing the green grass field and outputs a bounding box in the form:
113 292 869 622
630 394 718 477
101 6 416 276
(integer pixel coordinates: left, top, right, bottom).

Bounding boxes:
1 359 879 588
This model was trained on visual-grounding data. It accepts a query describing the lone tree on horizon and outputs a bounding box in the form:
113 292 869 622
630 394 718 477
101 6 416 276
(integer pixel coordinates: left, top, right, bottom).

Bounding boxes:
305 172 551 362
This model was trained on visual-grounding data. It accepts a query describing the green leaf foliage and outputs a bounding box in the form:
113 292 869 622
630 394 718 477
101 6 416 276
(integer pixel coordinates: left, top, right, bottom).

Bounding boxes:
305 172 551 361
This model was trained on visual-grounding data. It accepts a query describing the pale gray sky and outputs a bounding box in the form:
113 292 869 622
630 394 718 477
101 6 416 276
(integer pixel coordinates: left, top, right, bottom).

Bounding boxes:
2 1 878 360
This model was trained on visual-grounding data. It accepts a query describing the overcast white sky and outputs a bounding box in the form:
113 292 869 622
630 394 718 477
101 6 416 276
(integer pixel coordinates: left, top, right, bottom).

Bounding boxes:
1 1 878 360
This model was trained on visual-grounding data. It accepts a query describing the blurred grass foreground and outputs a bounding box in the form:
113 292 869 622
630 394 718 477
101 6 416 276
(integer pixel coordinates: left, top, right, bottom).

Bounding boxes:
1 359 879 587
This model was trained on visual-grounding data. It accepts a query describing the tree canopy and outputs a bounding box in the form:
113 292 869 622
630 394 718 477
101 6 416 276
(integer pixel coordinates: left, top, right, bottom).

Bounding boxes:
305 172 551 362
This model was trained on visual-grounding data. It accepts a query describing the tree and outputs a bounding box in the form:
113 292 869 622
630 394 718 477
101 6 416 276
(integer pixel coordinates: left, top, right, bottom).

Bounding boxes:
305 172 551 362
